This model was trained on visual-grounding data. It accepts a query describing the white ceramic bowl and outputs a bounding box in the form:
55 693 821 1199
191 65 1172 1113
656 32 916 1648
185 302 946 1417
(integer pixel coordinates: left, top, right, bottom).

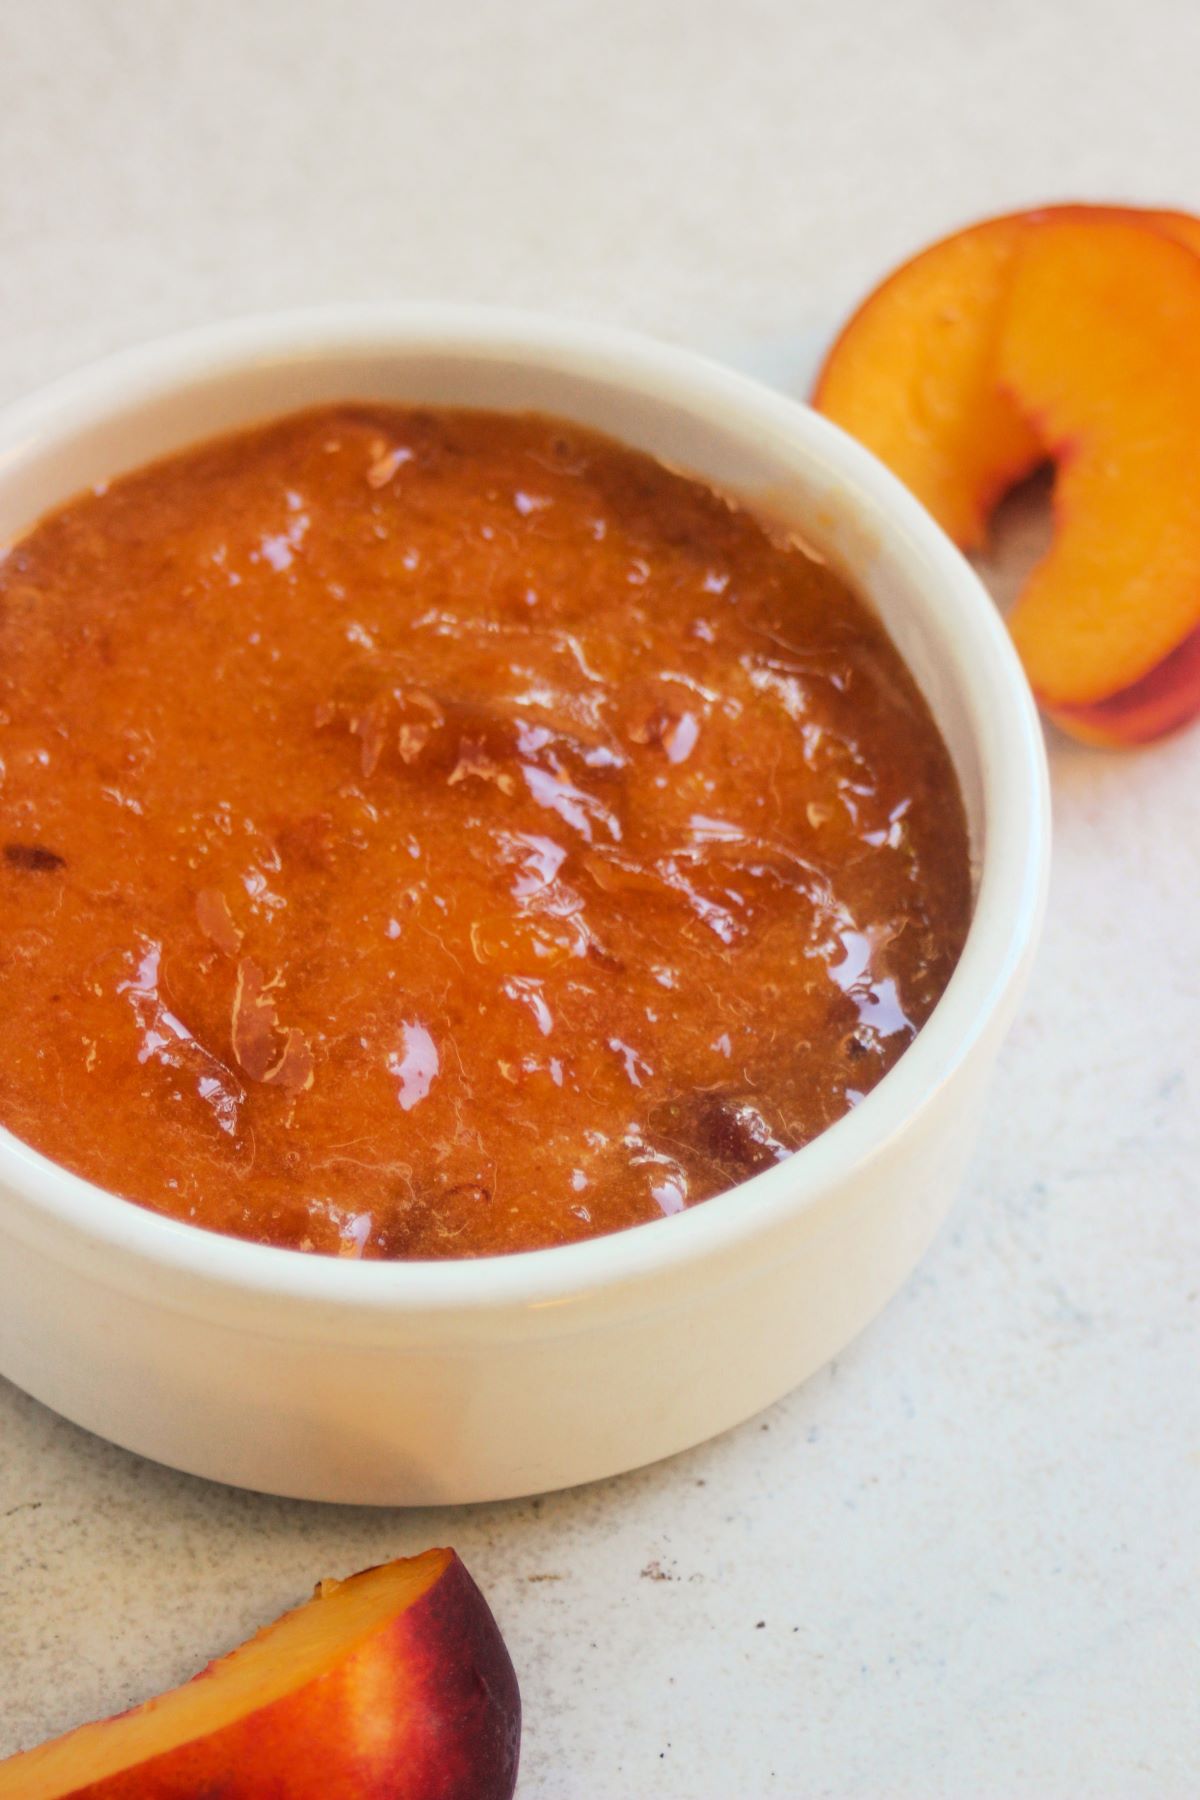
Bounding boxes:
0 307 1049 1504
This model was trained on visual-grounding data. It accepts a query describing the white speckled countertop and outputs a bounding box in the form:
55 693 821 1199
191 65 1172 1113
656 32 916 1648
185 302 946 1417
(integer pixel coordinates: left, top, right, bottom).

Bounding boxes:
1 3 1198 1792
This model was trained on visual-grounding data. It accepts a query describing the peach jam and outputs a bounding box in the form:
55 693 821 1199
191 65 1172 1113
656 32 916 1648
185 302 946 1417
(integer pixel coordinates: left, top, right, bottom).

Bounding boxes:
0 406 971 1257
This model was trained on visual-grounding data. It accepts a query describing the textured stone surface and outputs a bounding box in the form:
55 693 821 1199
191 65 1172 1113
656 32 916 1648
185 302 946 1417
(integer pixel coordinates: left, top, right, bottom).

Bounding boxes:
1 3 1198 1793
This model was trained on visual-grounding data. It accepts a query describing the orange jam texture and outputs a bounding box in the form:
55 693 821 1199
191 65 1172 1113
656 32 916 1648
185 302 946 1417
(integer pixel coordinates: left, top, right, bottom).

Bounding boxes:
0 407 971 1257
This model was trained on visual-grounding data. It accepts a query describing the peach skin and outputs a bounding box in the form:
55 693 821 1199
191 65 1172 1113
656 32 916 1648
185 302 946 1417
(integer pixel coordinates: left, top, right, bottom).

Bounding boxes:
1043 621 1200 747
0 1549 520 1800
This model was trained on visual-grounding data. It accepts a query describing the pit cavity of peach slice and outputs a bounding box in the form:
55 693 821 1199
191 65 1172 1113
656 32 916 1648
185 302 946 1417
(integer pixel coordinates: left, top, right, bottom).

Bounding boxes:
0 1550 521 1800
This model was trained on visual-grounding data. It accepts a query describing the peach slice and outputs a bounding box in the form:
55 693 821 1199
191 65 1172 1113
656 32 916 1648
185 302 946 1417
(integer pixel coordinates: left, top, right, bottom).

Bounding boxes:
0 1549 520 1800
814 203 1200 742
812 204 1200 550
998 215 1200 716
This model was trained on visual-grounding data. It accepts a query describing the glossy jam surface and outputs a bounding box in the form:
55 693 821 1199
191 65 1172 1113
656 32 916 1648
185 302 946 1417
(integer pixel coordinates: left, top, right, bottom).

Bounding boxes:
0 406 970 1258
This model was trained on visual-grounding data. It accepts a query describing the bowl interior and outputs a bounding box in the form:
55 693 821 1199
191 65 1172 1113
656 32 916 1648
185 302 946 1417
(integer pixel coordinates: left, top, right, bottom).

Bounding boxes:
0 308 1048 1307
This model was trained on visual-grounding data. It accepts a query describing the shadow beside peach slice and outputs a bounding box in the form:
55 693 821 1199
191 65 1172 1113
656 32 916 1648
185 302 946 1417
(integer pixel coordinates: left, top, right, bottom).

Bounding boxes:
0 1549 520 1800
814 203 1200 744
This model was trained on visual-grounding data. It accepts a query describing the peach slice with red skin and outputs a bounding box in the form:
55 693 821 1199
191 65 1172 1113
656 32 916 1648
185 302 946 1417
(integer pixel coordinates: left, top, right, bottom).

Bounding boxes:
997 215 1200 721
814 203 1200 744
813 204 1200 548
0 1549 520 1800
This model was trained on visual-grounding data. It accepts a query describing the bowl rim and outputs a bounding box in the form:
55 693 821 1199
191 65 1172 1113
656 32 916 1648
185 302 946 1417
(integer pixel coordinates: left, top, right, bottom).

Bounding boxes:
0 303 1051 1316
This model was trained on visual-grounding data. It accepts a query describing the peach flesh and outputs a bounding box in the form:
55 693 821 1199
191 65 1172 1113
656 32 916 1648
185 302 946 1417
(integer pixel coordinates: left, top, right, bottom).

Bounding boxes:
813 208 1040 547
0 1550 520 1800
814 206 1200 548
999 216 1200 708
815 204 1200 741
1046 616 1200 747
